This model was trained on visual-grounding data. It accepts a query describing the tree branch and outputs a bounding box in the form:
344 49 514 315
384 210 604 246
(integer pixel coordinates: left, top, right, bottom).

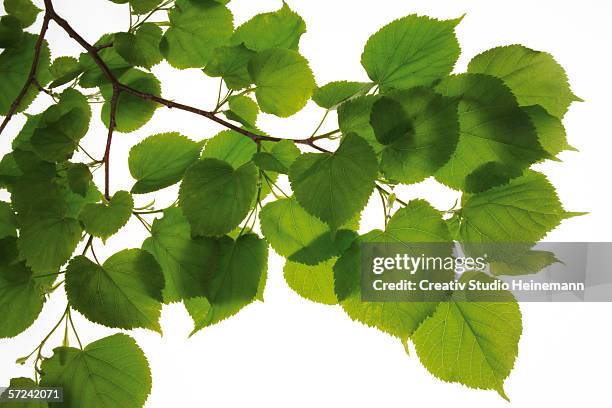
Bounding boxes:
103 85 120 199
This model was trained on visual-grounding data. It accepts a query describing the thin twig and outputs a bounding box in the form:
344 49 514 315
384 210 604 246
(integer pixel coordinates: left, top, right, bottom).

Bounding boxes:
103 85 120 199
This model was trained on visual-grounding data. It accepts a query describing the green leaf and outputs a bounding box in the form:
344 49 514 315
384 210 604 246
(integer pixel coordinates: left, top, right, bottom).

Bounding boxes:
456 171 576 242
78 191 133 240
193 233 267 330
66 163 93 197
523 105 576 158
248 48 315 117
201 130 257 168
434 74 547 191
131 0 162 14
30 89 91 162
0 33 50 115
79 34 131 88
3 377 48 408
65 250 164 331
413 272 522 399
179 158 257 236
377 87 459 184
160 0 234 69
4 0 41 28
40 333 152 407
312 81 373 110
361 15 461 91
252 139 300 174
0 201 17 239
468 44 581 118
284 258 338 305
101 69 161 132
48 56 82 88
232 2 306 52
334 200 452 341
142 208 218 302
224 95 258 127
337 95 382 153
114 23 163 69
0 15 24 48
129 132 202 194
289 133 377 231
203 44 255 90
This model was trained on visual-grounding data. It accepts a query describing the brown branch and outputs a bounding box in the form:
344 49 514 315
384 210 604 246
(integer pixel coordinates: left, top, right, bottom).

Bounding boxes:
0 12 51 136
103 85 120 200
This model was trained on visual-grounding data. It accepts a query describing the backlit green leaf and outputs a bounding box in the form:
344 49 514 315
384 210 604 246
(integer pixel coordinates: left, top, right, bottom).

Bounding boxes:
200 130 256 168
78 190 133 240
203 44 255 90
313 81 373 110
114 23 163 69
284 258 338 305
4 0 41 28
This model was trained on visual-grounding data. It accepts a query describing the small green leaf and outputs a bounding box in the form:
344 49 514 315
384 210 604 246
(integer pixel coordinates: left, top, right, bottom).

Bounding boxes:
40 334 152 407
78 191 133 240
65 250 164 331
232 2 306 52
289 133 377 231
468 44 581 118
49 56 82 88
4 0 41 28
249 48 315 117
523 105 576 158
203 44 255 90
79 34 131 88
66 163 93 197
252 139 300 174
284 258 338 305
114 23 163 69
201 130 257 168
312 81 373 110
179 158 257 236
0 15 24 48
160 0 234 69
129 132 203 194
224 95 258 127
361 15 462 91
337 95 382 152
101 69 161 132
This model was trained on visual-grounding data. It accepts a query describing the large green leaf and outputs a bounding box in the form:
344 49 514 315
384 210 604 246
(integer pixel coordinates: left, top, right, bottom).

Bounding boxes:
434 74 547 190
65 249 164 332
179 158 257 236
114 23 163 69
78 190 133 240
376 87 459 183
203 44 255 90
142 208 218 302
361 15 461 91
248 48 315 117
313 81 373 110
129 132 202 194
0 33 50 115
160 0 233 69
468 45 580 118
284 258 338 305
289 133 377 231
40 334 152 408
4 0 41 28
201 130 257 168
232 2 306 52
413 272 522 399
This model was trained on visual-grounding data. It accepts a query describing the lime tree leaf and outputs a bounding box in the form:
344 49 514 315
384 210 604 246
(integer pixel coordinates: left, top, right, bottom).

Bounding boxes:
456 171 577 243
4 0 41 28
413 272 522 399
334 200 452 341
232 2 306 52
114 23 163 69
468 45 581 118
49 56 82 88
289 133 377 231
370 96 412 145
194 234 267 329
0 201 17 239
131 0 163 14
129 132 203 194
65 250 164 331
377 87 459 184
179 158 257 236
260 197 354 265
284 258 338 305
224 95 258 127
248 48 315 117
101 69 161 132
0 246 45 338
313 81 373 110
201 130 257 168
160 0 234 69
2 377 48 407
361 15 461 91
434 74 547 191
252 139 299 174
337 95 382 152
66 163 93 197
30 89 91 162
142 208 218 302
78 191 133 240
463 162 523 194
203 44 255 90
79 34 131 88
0 33 50 115
0 15 24 48
523 105 576 158
40 333 152 407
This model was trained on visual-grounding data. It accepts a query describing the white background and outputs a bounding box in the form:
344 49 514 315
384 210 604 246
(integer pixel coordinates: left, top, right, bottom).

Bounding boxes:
1 0 612 407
